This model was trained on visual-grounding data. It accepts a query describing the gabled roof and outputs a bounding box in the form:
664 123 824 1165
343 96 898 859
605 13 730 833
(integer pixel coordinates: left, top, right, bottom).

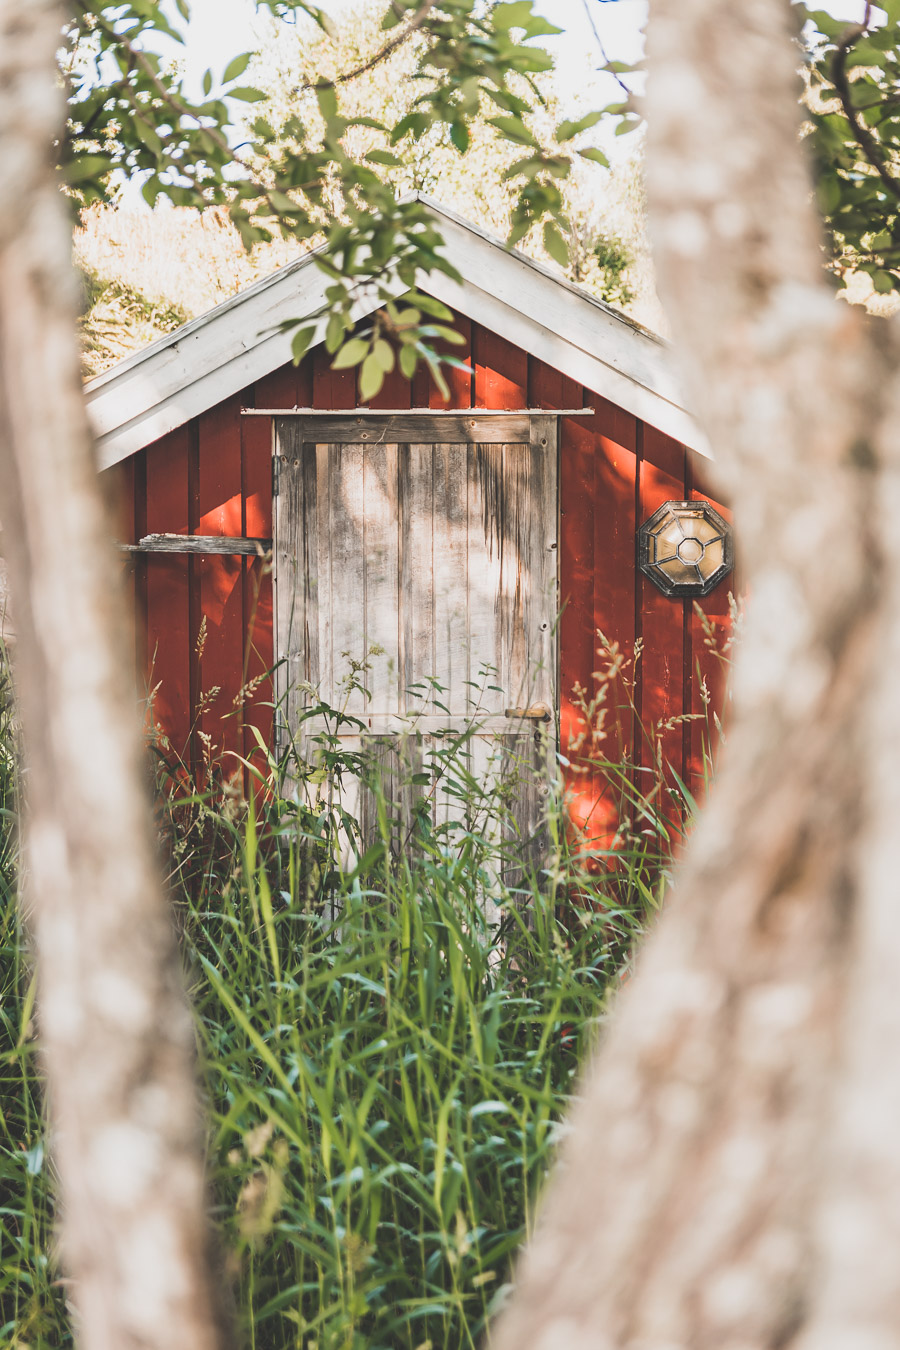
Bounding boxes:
85 194 706 469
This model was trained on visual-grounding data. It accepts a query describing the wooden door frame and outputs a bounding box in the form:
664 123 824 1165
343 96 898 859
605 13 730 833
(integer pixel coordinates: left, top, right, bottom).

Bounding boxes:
271 410 565 754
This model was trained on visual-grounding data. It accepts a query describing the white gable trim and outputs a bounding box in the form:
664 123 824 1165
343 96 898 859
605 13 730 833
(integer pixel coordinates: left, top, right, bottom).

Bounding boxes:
85 194 707 469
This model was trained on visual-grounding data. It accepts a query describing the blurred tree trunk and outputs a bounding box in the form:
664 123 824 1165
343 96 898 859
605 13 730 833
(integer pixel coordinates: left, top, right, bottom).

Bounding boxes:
0 4 229 1348
492 2 900 1347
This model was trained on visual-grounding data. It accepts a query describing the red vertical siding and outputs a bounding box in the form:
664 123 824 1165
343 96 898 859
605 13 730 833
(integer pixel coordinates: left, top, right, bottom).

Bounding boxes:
132 448 149 703
686 456 735 798
197 394 246 772
473 328 527 408
244 357 315 762
638 425 688 833
313 346 357 408
145 426 192 767
106 456 139 683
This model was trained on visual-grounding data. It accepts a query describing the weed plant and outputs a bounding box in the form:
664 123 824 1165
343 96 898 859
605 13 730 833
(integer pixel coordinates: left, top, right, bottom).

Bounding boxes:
0 628 729 1349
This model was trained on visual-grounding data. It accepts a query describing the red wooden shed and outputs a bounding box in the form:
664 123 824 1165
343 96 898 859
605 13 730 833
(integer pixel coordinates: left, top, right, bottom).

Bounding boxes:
88 197 733 855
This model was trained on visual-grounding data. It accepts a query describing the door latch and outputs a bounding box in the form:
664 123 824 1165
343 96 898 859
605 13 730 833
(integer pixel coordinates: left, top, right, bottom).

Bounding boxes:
505 702 552 721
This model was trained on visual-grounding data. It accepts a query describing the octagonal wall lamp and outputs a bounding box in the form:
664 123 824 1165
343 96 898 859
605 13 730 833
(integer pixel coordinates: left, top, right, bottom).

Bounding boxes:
638 500 734 598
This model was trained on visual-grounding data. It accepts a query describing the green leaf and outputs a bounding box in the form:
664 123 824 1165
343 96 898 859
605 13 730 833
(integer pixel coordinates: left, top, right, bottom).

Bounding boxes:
332 338 370 369
556 111 605 143
360 351 385 400
372 339 395 372
325 312 344 354
133 116 163 157
65 155 113 184
450 120 470 152
543 220 569 268
817 174 842 215
223 52 252 83
365 149 403 166
202 69 213 96
577 147 610 168
291 326 316 365
316 83 339 122
424 351 451 401
418 324 466 345
399 344 417 379
873 268 896 292
521 14 563 37
493 1 536 30
229 86 267 102
175 0 191 18
391 111 430 143
402 291 453 321
487 115 540 148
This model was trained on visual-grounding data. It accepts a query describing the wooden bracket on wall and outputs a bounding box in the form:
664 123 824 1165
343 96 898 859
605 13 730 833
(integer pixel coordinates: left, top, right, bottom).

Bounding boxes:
119 534 272 555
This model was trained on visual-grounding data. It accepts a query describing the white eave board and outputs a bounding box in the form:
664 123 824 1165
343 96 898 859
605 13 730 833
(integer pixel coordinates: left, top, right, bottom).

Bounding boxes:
85 193 708 468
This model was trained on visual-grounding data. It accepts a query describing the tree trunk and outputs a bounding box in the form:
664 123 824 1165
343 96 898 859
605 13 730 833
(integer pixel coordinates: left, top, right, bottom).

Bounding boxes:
0 5 229 1348
491 2 900 1347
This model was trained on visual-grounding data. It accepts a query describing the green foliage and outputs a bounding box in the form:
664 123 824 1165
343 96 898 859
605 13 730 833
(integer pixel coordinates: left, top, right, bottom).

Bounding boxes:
79 266 191 377
0 656 68 1346
796 4 900 292
63 0 608 397
0 635 710 1348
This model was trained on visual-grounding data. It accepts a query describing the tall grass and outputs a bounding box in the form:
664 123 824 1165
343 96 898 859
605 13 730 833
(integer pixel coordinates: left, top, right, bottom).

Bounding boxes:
0 633 724 1348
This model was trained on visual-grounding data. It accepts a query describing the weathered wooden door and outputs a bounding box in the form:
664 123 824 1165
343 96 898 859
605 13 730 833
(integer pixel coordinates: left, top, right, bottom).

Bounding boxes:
273 412 557 869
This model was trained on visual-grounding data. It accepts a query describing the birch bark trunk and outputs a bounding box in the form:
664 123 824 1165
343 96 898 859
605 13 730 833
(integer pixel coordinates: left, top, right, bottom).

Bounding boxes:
491 2 900 1347
0 5 228 1348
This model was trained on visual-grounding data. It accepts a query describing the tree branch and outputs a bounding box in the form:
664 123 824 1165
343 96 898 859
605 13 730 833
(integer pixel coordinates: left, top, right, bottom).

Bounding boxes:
297 0 438 93
831 3 900 205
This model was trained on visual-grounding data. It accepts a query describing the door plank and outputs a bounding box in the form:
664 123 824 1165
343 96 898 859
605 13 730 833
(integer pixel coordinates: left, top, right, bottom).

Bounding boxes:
401 443 435 716
467 442 504 713
328 440 367 717
432 442 468 716
364 441 400 717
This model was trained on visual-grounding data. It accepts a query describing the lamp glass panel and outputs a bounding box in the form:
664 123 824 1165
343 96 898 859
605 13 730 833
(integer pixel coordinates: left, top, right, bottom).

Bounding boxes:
649 518 684 561
698 536 725 580
694 514 721 544
656 556 699 586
